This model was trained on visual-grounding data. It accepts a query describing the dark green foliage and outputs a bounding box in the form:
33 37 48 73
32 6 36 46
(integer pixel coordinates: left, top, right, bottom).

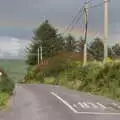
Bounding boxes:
88 38 112 61
0 75 15 95
41 55 68 77
88 38 104 61
35 72 45 83
26 20 64 65
64 34 76 52
112 44 120 57
75 36 84 53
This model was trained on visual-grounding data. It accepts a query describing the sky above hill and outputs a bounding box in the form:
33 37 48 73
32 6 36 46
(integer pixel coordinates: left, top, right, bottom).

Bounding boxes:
0 0 119 58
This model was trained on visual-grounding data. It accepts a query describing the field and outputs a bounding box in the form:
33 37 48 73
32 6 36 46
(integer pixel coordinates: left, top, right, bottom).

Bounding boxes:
0 59 27 83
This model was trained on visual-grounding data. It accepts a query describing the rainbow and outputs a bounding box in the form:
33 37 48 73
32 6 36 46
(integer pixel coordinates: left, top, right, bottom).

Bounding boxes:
0 19 103 42
54 24 103 41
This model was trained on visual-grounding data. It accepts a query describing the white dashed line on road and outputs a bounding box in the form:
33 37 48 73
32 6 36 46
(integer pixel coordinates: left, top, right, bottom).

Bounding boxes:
88 102 98 108
73 104 79 109
112 103 120 109
96 102 106 109
78 102 87 108
83 102 90 108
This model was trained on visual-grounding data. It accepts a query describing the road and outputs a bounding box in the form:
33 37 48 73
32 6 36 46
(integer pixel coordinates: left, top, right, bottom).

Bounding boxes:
0 84 120 120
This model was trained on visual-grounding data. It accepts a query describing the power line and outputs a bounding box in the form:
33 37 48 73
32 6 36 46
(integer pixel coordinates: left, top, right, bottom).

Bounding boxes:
63 0 98 35
63 7 84 35
89 0 111 9
69 8 84 33
85 0 96 4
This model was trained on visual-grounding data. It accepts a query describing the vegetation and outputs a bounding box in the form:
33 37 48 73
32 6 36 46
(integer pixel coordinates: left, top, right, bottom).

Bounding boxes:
64 34 76 52
24 58 120 101
88 38 112 61
26 20 64 65
0 65 15 108
24 20 120 101
0 92 9 108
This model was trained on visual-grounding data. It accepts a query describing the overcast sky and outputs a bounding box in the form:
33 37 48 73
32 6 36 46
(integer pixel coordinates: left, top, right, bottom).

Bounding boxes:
0 0 119 58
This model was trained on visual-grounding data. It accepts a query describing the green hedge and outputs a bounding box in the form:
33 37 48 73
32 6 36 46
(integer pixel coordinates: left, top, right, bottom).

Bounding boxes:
24 57 120 101
0 75 15 95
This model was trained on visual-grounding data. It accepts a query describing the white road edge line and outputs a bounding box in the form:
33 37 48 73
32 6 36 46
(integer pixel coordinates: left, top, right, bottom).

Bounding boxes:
50 92 79 113
73 112 120 115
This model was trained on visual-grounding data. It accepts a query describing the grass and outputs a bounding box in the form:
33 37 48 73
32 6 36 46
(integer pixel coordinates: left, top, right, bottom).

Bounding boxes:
0 59 23 110
0 59 27 83
0 92 9 109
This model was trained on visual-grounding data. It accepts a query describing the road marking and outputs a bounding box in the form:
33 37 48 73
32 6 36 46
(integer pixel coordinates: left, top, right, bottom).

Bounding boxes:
73 104 79 109
78 102 100 109
112 103 120 109
83 102 90 108
74 112 120 115
78 102 86 108
88 102 98 108
50 92 78 113
112 103 118 106
50 92 120 115
96 102 106 109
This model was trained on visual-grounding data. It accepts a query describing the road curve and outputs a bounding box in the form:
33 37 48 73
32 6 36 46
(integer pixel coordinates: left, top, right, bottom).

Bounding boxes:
0 84 120 120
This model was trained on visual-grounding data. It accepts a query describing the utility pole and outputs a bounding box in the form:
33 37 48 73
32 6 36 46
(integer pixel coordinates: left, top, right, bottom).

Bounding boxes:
83 3 88 65
37 47 40 64
40 45 43 61
104 0 108 61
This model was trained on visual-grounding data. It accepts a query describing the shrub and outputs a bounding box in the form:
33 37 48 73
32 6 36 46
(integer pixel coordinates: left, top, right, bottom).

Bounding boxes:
35 72 45 83
0 75 15 95
44 77 56 84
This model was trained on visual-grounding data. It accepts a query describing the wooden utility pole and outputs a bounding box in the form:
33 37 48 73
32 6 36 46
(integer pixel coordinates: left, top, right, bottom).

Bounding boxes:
38 47 40 64
104 0 108 61
40 45 43 61
83 4 88 65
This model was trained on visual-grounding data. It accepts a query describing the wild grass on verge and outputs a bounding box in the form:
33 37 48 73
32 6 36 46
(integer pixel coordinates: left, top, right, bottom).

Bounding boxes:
24 57 120 101
0 92 9 109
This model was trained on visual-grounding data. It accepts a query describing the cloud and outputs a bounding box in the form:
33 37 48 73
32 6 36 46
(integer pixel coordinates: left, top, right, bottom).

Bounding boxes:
0 36 30 59
0 0 118 42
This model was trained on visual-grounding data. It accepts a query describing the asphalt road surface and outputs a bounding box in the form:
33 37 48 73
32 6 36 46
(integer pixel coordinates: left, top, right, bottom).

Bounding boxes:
0 84 120 120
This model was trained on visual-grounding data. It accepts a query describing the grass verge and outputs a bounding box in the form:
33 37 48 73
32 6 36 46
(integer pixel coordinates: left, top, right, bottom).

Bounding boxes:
0 92 9 110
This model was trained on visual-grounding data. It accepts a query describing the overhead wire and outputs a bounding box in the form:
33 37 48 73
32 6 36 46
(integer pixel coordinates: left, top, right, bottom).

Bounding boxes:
68 7 84 33
63 7 84 35
89 0 111 9
62 0 98 35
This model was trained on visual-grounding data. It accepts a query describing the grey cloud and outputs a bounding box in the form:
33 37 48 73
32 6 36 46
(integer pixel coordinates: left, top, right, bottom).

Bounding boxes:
0 0 119 40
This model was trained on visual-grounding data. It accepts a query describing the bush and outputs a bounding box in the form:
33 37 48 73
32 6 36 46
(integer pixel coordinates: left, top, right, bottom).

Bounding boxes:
24 66 36 82
24 52 120 101
44 77 56 84
35 72 45 83
0 75 15 95
57 60 120 101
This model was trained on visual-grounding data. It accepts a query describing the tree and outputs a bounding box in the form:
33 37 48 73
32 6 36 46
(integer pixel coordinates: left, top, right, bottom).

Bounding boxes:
75 36 84 53
88 38 112 61
112 43 120 57
88 38 104 61
64 34 76 52
26 20 64 65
